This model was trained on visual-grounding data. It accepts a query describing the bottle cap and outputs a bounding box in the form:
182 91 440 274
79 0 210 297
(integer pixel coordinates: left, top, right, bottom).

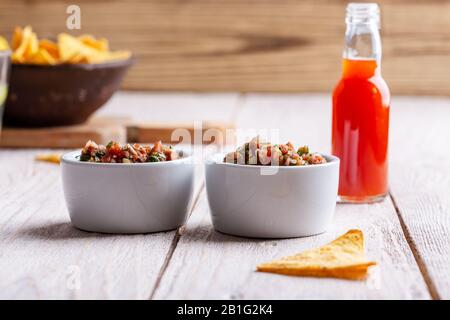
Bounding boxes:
346 3 380 28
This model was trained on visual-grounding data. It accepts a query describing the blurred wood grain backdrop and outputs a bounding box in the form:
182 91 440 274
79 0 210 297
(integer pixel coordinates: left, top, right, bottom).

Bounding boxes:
0 0 449 95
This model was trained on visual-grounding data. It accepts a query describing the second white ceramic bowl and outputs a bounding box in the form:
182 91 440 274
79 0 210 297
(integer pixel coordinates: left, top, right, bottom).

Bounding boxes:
205 154 339 238
61 150 194 234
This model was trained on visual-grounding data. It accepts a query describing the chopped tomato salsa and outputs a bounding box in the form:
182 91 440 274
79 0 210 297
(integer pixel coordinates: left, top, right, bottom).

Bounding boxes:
80 140 179 163
224 136 327 166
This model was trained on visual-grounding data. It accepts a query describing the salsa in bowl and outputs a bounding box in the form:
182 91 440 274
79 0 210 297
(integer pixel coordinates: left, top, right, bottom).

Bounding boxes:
205 137 339 238
79 140 180 163
223 136 327 166
61 141 194 234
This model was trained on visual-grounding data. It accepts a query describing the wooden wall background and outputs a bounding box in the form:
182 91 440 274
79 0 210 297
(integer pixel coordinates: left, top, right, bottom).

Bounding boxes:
0 0 449 95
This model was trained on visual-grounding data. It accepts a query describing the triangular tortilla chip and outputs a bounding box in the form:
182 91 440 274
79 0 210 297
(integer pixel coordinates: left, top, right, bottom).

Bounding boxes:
86 50 131 63
35 153 61 164
29 48 57 65
12 26 38 63
58 33 101 62
39 39 60 60
78 34 109 52
12 26 23 50
0 36 10 51
257 229 376 280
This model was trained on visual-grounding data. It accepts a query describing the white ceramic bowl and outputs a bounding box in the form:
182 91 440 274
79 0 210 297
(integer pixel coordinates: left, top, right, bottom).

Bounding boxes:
205 154 339 238
61 150 194 234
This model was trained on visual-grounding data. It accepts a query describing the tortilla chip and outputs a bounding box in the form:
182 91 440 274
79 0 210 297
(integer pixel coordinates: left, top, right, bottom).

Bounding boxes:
0 36 10 51
10 26 130 65
257 229 376 280
12 26 23 50
67 53 88 64
25 31 39 58
35 153 61 164
39 39 59 60
58 33 100 62
12 25 35 63
78 34 109 52
11 27 25 62
86 50 131 63
29 48 57 65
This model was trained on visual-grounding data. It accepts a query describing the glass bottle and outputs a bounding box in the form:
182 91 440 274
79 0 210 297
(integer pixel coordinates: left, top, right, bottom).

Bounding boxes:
332 3 390 203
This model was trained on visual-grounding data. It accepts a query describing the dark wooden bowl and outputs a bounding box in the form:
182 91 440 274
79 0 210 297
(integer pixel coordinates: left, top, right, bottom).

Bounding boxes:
3 58 133 127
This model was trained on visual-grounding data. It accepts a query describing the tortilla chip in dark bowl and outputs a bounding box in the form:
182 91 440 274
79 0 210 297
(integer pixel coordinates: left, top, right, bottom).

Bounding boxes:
3 57 133 127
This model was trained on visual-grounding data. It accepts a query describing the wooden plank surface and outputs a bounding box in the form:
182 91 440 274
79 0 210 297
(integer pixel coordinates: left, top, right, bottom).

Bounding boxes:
235 94 333 151
153 189 430 299
97 92 240 144
0 92 239 299
96 92 241 125
0 150 204 299
0 92 240 147
0 92 448 299
152 95 432 299
235 94 450 299
1 1 450 95
389 98 450 300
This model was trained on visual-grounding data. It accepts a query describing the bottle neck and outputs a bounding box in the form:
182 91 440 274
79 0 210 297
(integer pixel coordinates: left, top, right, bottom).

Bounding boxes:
344 22 381 60
342 3 382 77
342 22 382 78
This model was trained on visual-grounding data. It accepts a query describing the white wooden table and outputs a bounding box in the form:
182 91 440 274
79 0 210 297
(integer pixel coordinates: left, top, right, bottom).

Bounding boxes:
0 92 448 300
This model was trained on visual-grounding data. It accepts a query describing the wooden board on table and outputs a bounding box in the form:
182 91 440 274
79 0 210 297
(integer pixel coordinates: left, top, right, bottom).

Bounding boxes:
0 119 234 148
99 92 241 144
0 117 128 148
0 92 240 148
2 1 450 95
0 149 205 299
128 120 235 144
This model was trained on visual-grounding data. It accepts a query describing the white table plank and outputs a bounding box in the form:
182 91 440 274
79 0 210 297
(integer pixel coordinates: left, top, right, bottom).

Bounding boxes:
0 92 241 299
1 92 448 299
236 94 332 152
153 190 429 299
237 94 450 299
96 91 241 124
0 150 203 299
389 97 450 299
152 94 430 299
